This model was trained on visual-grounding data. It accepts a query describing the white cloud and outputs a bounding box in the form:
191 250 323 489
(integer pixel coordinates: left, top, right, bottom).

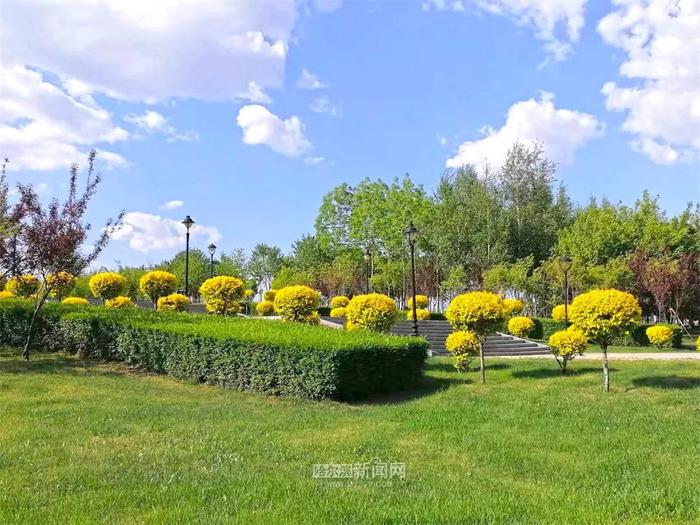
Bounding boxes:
436 134 448 146
309 96 339 116
304 156 325 165
0 63 128 171
313 0 343 13
160 200 185 210
125 110 198 142
297 69 328 90
112 212 221 253
236 81 272 104
446 92 603 171
236 104 311 157
598 0 700 165
424 0 587 61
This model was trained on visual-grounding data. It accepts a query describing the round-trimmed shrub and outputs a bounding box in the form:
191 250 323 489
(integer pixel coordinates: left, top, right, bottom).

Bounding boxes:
0 290 17 299
508 316 535 338
407 308 431 321
548 328 588 372
503 298 525 316
256 300 276 316
157 293 189 312
263 289 277 302
696 337 700 352
445 330 480 371
89 272 127 301
330 295 350 309
406 294 429 310
61 296 90 306
551 304 567 322
646 325 673 349
346 293 397 332
330 306 347 318
140 270 177 305
46 271 76 299
200 276 246 315
6 274 40 298
446 291 505 335
105 296 134 309
274 285 321 324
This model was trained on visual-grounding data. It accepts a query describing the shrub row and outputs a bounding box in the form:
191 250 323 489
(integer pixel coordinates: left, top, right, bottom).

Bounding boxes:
0 300 428 400
530 318 567 340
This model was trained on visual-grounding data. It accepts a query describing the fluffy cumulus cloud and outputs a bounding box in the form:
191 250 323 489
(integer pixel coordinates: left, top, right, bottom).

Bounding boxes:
112 212 221 253
446 92 603 171
598 0 700 165
297 69 329 90
125 111 198 142
236 105 311 157
160 200 185 210
424 0 587 61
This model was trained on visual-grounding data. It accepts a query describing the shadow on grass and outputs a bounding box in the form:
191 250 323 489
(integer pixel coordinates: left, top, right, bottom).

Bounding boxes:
0 352 126 378
427 360 510 373
631 376 700 390
353 374 473 406
511 366 614 379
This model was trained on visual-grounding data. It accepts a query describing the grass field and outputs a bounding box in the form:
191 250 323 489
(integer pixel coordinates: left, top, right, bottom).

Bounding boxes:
1 349 699 524
583 335 699 353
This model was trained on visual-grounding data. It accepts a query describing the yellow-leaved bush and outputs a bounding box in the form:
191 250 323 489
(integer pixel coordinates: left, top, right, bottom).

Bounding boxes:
61 296 90 306
256 300 276 316
89 272 127 301
646 325 673 349
551 304 567 322
200 276 246 315
445 330 480 371
330 306 347 318
569 289 641 349
105 296 134 309
45 271 76 299
696 337 700 352
407 308 431 321
548 328 588 372
346 293 397 332
406 294 429 310
0 291 17 299
330 295 350 309
508 316 534 338
445 291 505 337
263 289 277 302
157 293 189 312
140 271 177 305
503 298 525 317
6 275 40 298
273 285 321 324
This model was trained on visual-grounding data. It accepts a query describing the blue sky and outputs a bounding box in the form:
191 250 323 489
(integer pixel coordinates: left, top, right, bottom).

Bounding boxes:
1 0 698 268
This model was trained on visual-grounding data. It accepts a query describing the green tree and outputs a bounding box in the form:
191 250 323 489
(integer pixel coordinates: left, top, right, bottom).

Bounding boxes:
247 244 284 291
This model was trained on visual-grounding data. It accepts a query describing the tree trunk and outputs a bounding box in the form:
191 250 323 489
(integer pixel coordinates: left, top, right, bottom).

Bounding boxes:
22 292 49 361
602 344 610 392
479 341 485 384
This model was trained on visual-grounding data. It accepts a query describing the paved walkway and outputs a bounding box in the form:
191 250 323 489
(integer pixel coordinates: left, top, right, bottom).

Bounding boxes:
490 352 700 361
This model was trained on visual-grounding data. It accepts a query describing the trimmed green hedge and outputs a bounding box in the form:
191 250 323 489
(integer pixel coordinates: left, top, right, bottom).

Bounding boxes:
0 300 428 400
531 318 567 341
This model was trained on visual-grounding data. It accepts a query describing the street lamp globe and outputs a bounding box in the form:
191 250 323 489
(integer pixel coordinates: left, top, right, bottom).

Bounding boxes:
558 255 572 273
208 243 217 256
182 215 195 231
404 221 418 244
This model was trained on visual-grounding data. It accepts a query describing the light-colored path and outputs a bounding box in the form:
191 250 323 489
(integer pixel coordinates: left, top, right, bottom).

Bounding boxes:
486 352 700 361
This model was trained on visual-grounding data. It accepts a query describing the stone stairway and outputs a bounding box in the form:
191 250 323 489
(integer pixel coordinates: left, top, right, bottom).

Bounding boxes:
390 320 549 356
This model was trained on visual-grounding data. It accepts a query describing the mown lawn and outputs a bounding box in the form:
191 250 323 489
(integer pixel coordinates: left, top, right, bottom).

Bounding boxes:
1 349 699 524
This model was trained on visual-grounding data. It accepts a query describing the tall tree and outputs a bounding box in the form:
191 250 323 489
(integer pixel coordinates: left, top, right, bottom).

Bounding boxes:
247 244 283 291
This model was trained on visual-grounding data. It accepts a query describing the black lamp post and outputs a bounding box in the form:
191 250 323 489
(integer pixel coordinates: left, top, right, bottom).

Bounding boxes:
208 243 217 279
405 221 419 337
559 255 572 325
182 215 195 297
363 247 371 293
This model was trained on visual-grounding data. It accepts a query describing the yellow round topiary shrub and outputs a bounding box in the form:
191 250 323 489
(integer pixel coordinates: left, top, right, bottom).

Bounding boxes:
406 294 429 310
263 289 277 302
346 293 397 332
407 308 431 321
61 296 90 306
104 296 134 309
508 316 535 338
330 306 347 318
330 295 350 309
256 300 276 316
445 330 481 371
157 293 189 312
445 291 505 336
89 272 127 301
548 328 588 372
273 285 321 324
551 304 567 322
503 298 525 316
6 274 40 298
200 276 246 315
140 270 177 305
0 290 17 299
646 325 673 349
45 271 76 299
569 289 641 348
696 337 700 352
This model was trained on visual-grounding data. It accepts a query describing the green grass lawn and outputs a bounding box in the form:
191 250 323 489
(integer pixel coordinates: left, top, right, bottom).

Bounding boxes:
583 335 699 353
1 349 699 524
